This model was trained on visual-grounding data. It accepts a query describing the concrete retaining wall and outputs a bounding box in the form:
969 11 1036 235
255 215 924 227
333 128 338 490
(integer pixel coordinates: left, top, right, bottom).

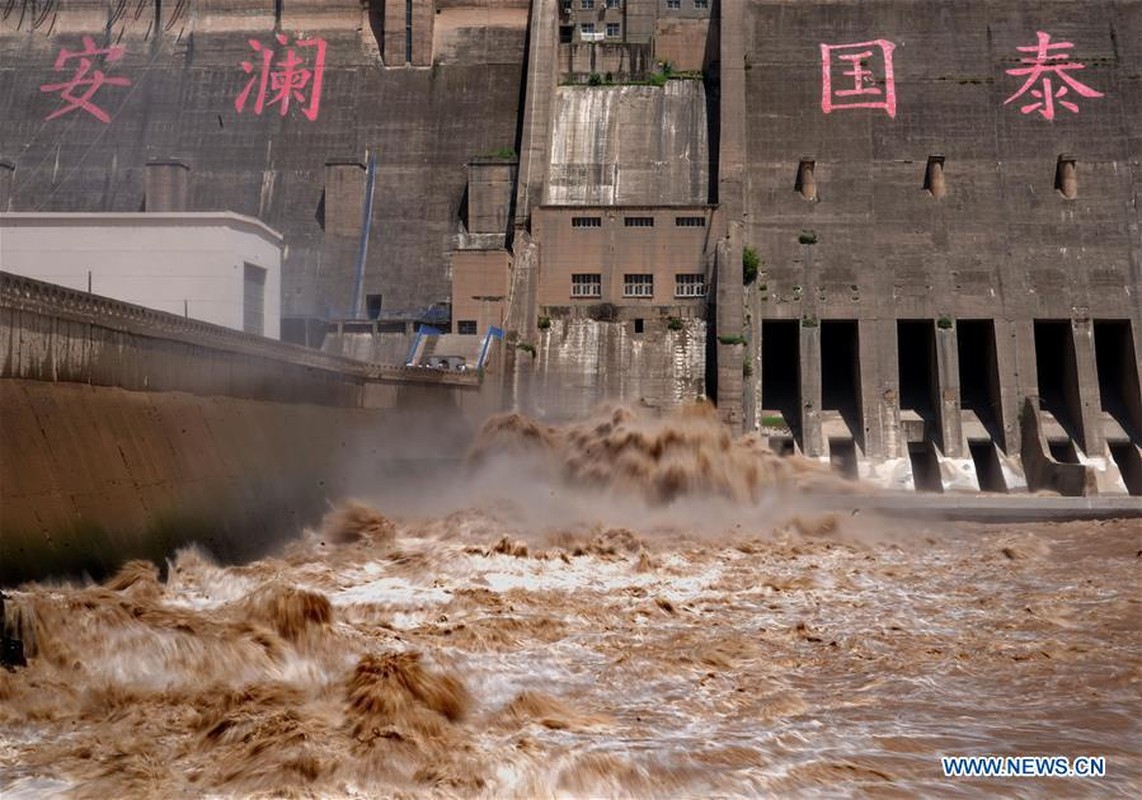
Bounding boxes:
0 271 491 584
0 378 466 585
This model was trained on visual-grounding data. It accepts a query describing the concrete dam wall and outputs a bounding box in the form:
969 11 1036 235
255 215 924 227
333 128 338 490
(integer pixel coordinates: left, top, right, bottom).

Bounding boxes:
716 0 1142 491
545 81 710 206
0 0 528 322
1 1 1139 504
525 316 706 420
0 273 483 585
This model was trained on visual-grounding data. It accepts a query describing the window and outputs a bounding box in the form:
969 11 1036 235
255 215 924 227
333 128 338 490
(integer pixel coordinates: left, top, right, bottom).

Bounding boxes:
795 159 817 201
606 22 621 38
624 216 654 227
457 320 478 335
1055 155 1077 199
623 274 654 298
606 0 621 8
405 0 413 64
634 318 644 334
666 0 680 9
581 0 594 8
675 216 705 227
571 216 602 228
675 273 706 298
242 263 266 336
923 155 946 199
694 0 708 8
572 273 602 298
580 22 595 37
365 293 383 320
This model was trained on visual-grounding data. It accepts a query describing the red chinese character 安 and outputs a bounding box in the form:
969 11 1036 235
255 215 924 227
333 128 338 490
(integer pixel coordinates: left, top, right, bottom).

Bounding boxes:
236 34 327 121
39 36 132 124
1004 31 1103 120
820 39 897 118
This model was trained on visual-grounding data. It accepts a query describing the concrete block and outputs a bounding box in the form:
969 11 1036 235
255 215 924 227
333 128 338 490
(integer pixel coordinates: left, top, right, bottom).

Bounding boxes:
800 321 822 457
1021 398 1096 497
935 324 963 457
1070 317 1106 455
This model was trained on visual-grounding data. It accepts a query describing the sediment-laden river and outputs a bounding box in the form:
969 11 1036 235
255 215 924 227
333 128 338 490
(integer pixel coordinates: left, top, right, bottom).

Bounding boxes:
2 407 1139 798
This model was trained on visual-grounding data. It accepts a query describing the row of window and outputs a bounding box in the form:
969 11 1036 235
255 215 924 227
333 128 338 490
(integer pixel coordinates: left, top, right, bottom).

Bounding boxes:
579 22 621 38
571 1 706 13
570 215 707 228
571 272 706 298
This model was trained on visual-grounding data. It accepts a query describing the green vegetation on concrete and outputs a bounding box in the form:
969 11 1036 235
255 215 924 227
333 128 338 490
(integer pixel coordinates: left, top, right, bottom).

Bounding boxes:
743 246 760 285
482 147 517 160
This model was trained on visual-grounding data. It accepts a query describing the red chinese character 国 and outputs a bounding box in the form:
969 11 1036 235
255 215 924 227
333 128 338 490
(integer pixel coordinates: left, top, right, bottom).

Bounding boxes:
39 36 133 124
1004 31 1103 120
235 33 327 121
820 39 897 118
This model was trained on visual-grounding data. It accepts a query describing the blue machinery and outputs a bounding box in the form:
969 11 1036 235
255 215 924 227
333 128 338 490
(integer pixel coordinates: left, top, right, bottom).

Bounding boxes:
404 324 503 369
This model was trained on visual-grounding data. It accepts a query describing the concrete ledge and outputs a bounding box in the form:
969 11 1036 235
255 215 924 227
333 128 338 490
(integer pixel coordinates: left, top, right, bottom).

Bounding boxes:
1 272 478 392
834 493 1142 523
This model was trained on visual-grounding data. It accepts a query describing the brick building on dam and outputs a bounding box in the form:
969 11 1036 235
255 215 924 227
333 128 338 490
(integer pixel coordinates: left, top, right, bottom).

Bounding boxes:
1 0 1140 503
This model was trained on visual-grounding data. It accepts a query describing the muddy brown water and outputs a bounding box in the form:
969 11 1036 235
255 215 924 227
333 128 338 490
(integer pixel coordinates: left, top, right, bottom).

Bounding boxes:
0 407 1139 798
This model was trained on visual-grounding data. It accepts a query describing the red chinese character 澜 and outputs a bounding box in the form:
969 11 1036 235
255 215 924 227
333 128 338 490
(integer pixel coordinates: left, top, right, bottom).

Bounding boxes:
235 34 327 121
820 39 897 118
1004 31 1103 120
39 36 132 124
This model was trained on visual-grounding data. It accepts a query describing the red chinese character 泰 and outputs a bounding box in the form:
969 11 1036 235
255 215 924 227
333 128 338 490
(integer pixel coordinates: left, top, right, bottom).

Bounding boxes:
1004 31 1103 120
820 39 897 118
39 36 132 124
235 33 327 121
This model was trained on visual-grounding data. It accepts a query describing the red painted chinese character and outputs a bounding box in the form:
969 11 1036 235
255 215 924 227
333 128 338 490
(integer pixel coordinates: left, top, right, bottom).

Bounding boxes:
820 39 897 118
1004 31 1103 120
235 33 327 121
39 36 132 124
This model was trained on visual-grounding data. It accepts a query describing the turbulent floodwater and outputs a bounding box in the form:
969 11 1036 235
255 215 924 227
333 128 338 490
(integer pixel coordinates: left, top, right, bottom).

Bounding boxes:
1 406 1140 798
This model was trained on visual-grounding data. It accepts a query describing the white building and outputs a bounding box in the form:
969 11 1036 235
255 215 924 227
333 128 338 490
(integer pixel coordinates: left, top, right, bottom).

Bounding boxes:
0 211 283 339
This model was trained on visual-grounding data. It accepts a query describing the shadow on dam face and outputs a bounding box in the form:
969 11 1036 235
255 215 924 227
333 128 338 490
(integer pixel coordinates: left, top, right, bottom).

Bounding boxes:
1034 320 1084 447
957 319 1004 447
820 320 862 450
897 320 938 430
761 320 801 444
1094 320 1142 442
